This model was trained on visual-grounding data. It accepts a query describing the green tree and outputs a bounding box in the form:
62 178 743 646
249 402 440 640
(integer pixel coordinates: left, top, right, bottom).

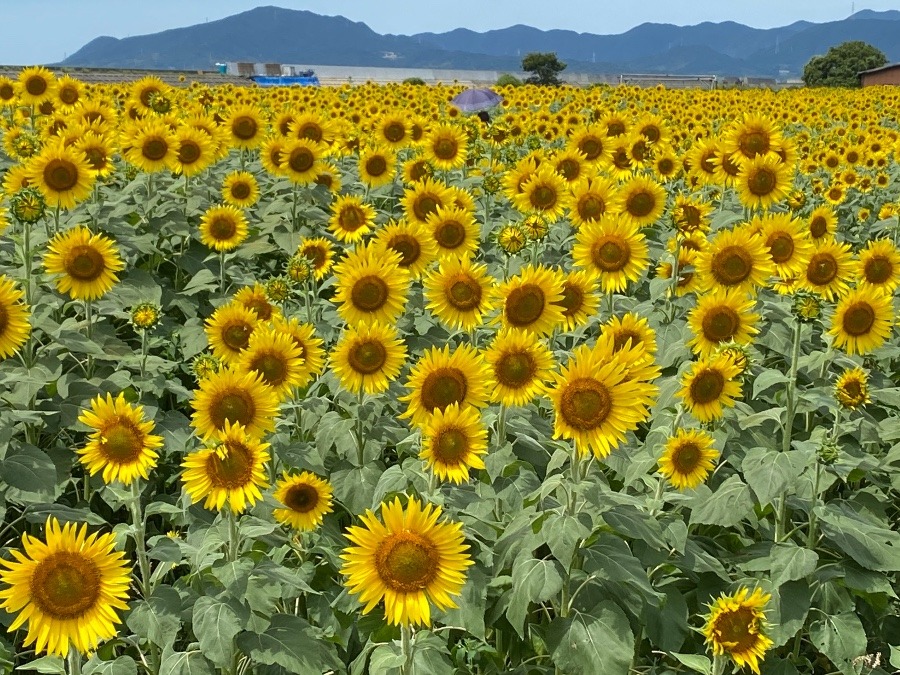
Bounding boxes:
496 73 523 87
802 40 888 88
521 52 567 86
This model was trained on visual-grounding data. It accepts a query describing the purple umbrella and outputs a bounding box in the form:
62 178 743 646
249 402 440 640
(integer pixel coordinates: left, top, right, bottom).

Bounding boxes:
450 88 503 112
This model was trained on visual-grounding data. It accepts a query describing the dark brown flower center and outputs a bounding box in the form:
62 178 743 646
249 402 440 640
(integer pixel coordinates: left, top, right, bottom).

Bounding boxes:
671 441 702 473
578 194 605 221
767 232 794 264
505 285 545 327
627 192 655 218
740 131 769 157
592 237 630 273
351 276 389 312
863 255 893 284
495 351 536 389
435 220 466 249
100 421 144 462
250 353 287 386
65 245 105 282
30 552 101 619
433 427 469 464
207 440 253 487
809 216 828 238
178 141 201 165
413 195 439 221
421 367 467 413
559 378 612 431
388 235 420 267
44 158 78 191
142 138 168 162
702 306 740 343
806 252 838 286
232 116 257 140
209 216 237 241
384 122 406 143
289 147 314 174
690 369 725 405
434 138 458 160
349 340 387 374
842 302 875 336
448 278 482 311
530 185 557 210
365 155 388 177
747 167 776 196
579 137 602 160
210 391 256 429
375 532 438 592
25 76 48 97
283 483 319 512
712 246 753 286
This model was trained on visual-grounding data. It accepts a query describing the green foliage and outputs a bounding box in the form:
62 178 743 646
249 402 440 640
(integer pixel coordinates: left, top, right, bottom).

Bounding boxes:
521 51 567 86
495 73 522 87
402 77 426 85
802 40 888 87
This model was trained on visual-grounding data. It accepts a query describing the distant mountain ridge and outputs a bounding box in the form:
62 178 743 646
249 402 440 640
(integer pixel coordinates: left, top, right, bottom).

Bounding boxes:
60 6 900 78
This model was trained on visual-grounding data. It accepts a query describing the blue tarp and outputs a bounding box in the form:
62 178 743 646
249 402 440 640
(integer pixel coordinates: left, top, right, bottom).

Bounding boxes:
250 75 320 87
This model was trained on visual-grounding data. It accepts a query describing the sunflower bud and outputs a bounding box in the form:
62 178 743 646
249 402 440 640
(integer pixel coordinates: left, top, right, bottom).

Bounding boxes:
130 302 162 331
522 215 550 242
9 187 46 224
191 353 220 382
817 439 840 466
287 255 313 283
496 223 528 254
265 276 293 303
792 293 821 322
481 174 502 195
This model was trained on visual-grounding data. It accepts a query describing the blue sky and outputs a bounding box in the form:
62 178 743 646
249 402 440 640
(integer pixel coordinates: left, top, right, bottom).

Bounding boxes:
2 0 896 65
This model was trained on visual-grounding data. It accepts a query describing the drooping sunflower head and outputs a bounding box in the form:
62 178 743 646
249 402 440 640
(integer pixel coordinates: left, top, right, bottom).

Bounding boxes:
44 225 125 301
340 496 473 626
0 517 131 657
273 471 335 531
703 587 773 674
658 427 718 490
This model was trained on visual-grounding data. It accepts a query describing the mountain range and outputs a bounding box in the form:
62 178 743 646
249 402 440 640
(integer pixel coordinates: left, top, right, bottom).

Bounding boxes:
60 6 900 79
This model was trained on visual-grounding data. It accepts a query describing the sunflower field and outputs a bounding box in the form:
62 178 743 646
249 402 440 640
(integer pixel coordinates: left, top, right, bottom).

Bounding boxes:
0 65 897 675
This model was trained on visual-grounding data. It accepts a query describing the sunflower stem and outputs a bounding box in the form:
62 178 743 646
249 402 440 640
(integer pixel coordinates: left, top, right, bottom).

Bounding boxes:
290 183 299 228
84 299 95 379
219 249 227 296
227 508 240 562
66 648 83 675
355 390 366 465
53 203 60 237
806 459 823 550
669 236 682 302
128 480 153 598
496 404 507 447
400 624 416 675
139 329 149 382
782 316 802 454
711 654 728 675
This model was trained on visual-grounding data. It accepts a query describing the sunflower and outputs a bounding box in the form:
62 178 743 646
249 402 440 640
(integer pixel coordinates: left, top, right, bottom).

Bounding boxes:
123 120 177 174
73 131 116 178
494 264 565 336
259 136 288 176
806 205 837 241
420 404 488 483
205 301 259 364
548 342 657 459
423 257 495 331
215 171 259 210
16 66 56 106
696 226 773 295
834 367 870 410
599 312 658 357
272 472 334 531
190 366 280 441
236 327 306 400
678 355 743 423
282 138 324 185
27 143 95 210
672 195 713 236
199 203 249 252
181 421 270 513
687 288 760 358
0 518 130 657
723 114 783 162
427 205 480 261
340 496 472 627
270 317 326 388
856 239 900 292
54 75 84 110
399 343 492 428
330 322 407 395
235 283 279 322
296 237 335 280
402 177 453 225
0 276 31 360
402 156 434 184
226 105 265 150
329 195 376 244
44 226 125 301
569 175 617 228
76 393 163 485
552 147 588 184
484 328 555 406
512 167 571 223
615 175 666 228
376 115 410 148
289 112 337 145
568 125 612 165
358 145 397 189
735 154 792 210
372 219 438 279
172 125 215 177
423 123 468 171
332 246 410 327
572 215 649 293
129 75 166 110
797 239 854 300
658 428 718 490
754 213 813 280
555 269 600 332
828 286 893 356
703 587 773 675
